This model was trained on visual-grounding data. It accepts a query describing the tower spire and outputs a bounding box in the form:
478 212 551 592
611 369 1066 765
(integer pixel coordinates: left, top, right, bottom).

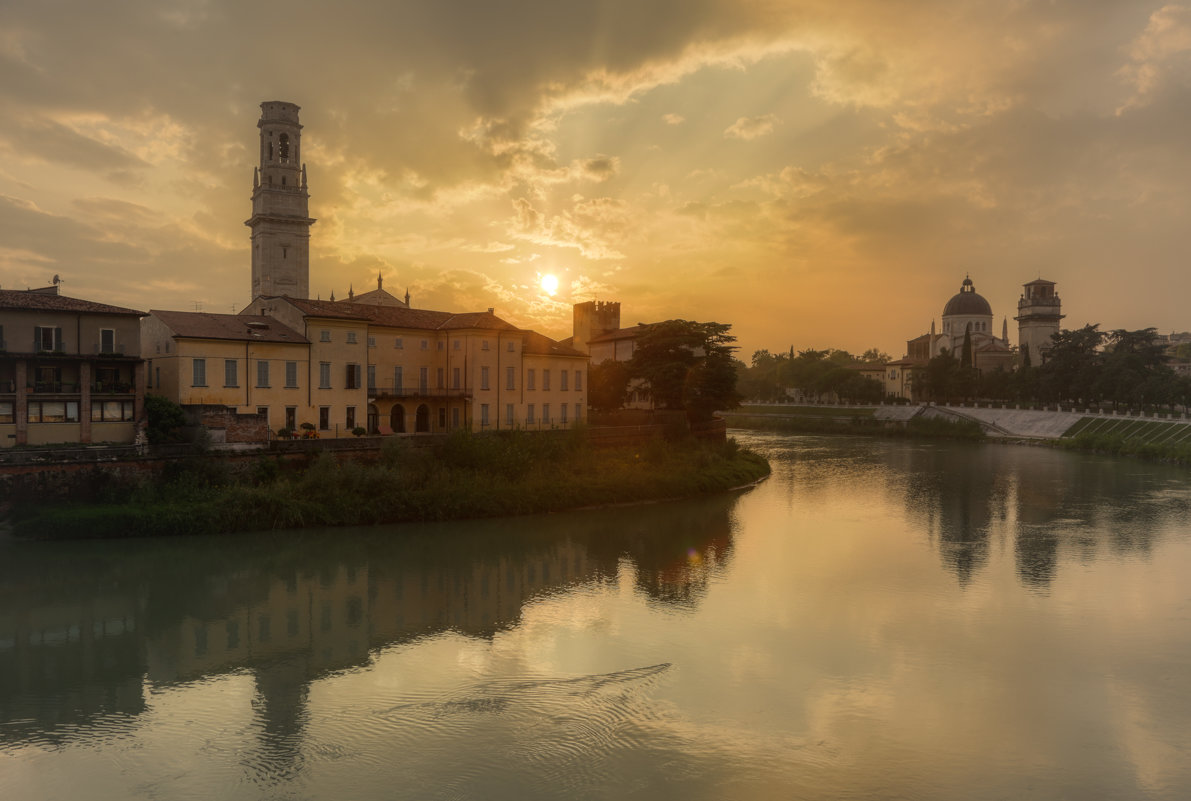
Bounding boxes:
246 101 316 300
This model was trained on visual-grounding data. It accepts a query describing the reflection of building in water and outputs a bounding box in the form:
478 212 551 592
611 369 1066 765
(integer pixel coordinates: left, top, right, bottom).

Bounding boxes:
0 587 145 745
0 492 741 752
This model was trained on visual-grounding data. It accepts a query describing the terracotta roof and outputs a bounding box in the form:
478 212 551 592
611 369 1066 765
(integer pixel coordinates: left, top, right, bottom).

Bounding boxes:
343 287 408 307
270 297 371 321
0 289 145 316
522 330 587 358
151 310 308 344
273 297 524 333
587 324 650 344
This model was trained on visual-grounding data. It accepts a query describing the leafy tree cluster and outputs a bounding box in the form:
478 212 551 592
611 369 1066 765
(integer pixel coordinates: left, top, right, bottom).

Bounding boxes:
917 325 1191 411
737 347 889 403
587 319 744 420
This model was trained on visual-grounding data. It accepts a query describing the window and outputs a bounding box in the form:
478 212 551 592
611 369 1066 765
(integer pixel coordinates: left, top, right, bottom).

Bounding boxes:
542 370 550 391
575 370 582 391
320 330 331 342
438 407 447 428
453 367 461 389
285 407 296 429
319 362 331 389
453 340 461 350
395 337 403 349
527 369 536 390
560 370 568 391
506 366 515 390
35 326 61 353
319 407 330 430
346 406 356 429
543 403 550 423
419 367 428 392
506 403 514 426
527 404 535 424
278 132 290 162
257 406 268 422
394 366 403 393
420 339 428 350
574 403 581 421
481 366 489 390
560 404 568 424
347 332 358 344
193 358 207 387
257 360 270 388
29 400 80 423
367 365 376 389
437 341 444 351
482 340 489 350
507 341 515 352
156 366 160 389
367 336 376 347
346 364 362 389
452 407 460 429
436 367 444 389
100 328 115 354
286 361 298 388
481 404 489 427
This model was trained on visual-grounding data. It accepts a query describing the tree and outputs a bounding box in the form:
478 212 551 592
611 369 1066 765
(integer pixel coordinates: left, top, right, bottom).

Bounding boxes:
145 393 187 443
628 319 741 419
1037 324 1104 405
588 359 631 412
861 347 892 363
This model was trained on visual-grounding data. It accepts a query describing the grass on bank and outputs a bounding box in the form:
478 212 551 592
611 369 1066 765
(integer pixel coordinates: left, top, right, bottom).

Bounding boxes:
723 410 984 441
12 429 770 540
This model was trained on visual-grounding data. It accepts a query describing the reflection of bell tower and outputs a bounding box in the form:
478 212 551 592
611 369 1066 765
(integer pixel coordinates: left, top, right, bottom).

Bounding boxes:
247 101 315 300
1015 279 1063 365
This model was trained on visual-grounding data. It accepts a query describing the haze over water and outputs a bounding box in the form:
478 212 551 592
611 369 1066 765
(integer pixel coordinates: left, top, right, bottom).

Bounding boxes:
3 432 1191 799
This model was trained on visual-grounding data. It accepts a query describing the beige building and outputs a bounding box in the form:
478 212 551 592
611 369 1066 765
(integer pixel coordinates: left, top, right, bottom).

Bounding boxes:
1 285 145 448
142 310 311 433
241 295 587 435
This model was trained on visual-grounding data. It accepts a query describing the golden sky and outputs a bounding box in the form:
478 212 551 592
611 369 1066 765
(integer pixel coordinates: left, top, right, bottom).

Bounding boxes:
2 1 1189 357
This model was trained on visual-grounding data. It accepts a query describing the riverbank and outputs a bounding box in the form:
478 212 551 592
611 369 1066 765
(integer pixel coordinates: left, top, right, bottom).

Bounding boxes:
722 408 986 440
10 429 770 540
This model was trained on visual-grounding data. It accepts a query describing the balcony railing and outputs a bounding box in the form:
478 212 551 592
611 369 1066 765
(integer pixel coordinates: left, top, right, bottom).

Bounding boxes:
92 382 134 393
33 381 80 393
369 383 472 399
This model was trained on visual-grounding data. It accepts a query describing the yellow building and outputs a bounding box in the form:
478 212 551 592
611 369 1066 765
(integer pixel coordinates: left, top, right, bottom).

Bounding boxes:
237 295 588 435
1 285 145 448
142 310 312 433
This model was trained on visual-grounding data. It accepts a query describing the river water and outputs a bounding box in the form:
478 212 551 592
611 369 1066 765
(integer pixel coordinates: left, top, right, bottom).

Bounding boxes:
3 432 1191 800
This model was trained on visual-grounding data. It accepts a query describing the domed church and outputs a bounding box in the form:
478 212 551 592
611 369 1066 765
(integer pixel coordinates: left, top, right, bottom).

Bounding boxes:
906 277 1014 371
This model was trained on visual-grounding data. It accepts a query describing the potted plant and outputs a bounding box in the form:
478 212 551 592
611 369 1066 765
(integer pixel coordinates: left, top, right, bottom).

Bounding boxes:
351 426 367 437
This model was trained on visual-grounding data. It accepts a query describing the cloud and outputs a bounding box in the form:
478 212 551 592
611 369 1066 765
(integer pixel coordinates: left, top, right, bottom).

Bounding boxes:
724 114 780 140
662 113 686 125
1118 4 1191 111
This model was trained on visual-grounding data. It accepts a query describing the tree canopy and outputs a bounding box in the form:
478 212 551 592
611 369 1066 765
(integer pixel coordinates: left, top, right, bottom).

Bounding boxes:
628 319 741 420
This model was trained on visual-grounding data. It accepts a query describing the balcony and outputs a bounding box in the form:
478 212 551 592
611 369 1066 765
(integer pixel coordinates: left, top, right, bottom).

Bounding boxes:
369 382 472 400
92 381 134 394
33 381 80 394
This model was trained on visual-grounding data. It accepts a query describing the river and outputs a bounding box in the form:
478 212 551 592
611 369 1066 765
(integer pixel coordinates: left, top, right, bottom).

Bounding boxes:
3 431 1190 800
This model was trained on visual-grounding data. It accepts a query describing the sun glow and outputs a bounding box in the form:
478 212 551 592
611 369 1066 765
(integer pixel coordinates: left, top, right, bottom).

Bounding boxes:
540 273 559 296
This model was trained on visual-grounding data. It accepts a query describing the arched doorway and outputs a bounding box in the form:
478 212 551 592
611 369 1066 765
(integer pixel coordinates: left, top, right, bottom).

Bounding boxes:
415 404 431 433
390 404 406 433
367 404 379 434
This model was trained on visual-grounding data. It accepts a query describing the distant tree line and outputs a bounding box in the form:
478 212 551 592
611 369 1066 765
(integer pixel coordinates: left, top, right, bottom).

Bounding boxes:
736 347 891 404
735 327 1191 412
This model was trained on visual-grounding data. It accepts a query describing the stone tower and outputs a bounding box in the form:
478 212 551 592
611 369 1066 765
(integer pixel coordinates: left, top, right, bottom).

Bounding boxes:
1015 279 1063 364
246 101 316 299
572 300 621 355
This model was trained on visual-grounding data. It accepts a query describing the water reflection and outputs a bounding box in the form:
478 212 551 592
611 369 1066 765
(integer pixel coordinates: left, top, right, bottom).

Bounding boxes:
760 434 1191 590
0 492 738 753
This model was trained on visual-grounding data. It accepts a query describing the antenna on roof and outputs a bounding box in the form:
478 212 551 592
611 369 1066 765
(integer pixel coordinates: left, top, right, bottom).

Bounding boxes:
193 300 203 311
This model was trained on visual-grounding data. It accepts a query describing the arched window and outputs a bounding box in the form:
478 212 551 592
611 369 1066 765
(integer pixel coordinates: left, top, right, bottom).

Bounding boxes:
279 133 290 162
267 141 273 161
281 176 286 186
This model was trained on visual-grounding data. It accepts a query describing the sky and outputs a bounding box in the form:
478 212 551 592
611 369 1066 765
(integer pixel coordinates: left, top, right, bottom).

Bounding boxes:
2 1 1190 359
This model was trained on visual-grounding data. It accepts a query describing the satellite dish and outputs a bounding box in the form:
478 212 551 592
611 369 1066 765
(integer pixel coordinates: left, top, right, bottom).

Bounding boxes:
52 274 60 284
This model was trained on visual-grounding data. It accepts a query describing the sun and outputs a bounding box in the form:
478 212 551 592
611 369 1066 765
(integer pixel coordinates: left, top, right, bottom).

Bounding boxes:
540 273 559 296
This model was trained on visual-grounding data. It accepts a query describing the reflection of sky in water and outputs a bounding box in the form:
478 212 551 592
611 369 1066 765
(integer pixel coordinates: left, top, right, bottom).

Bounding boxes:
3 433 1191 799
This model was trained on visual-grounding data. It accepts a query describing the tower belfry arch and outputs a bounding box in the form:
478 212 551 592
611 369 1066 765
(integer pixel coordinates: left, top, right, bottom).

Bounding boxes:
246 101 315 299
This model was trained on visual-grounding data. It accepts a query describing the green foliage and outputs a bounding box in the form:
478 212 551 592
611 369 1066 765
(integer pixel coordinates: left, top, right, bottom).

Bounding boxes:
145 393 187 443
628 319 741 415
12 432 769 540
351 426 368 437
588 358 631 412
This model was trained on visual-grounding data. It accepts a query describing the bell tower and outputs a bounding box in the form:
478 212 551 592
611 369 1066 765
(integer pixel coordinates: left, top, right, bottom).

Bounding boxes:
246 101 315 299
1015 278 1064 364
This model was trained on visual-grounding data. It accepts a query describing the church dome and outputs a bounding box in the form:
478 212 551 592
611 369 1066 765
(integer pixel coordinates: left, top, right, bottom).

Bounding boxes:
942 277 992 317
